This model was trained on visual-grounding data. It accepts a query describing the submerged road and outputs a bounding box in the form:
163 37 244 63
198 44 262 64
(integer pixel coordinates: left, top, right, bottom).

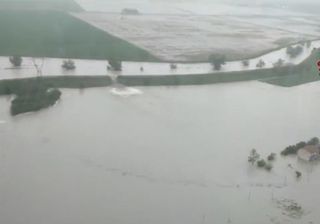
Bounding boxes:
0 40 319 81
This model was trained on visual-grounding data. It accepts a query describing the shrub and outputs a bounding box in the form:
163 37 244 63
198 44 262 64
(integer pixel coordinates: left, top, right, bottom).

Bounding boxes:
170 64 177 70
265 163 273 171
273 59 285 68
257 159 266 168
286 45 303 58
242 60 249 67
209 54 226 70
307 137 319 146
256 59 265 68
10 88 61 115
248 149 260 165
108 59 122 71
295 171 302 178
267 153 276 161
62 59 76 70
281 141 308 156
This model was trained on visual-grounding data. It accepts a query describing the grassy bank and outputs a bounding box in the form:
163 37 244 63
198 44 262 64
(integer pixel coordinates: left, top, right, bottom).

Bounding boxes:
0 10 158 61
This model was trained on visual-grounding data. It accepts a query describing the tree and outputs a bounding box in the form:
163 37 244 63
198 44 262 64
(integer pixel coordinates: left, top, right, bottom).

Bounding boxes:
307 137 319 146
209 54 226 70
256 59 265 68
170 64 177 70
295 171 302 178
108 59 122 71
273 58 285 68
257 159 266 168
267 153 276 161
265 163 273 171
286 45 303 58
248 149 260 165
9 56 22 67
62 59 76 70
242 60 249 67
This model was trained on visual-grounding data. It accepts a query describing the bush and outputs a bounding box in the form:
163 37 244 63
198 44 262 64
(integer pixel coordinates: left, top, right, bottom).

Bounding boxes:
267 153 276 161
307 137 319 146
281 141 308 156
248 149 260 165
295 171 302 178
9 56 23 67
286 45 303 58
257 159 266 168
209 54 226 70
170 64 177 70
273 59 284 68
242 60 249 67
62 59 76 70
256 59 265 68
265 163 273 171
10 88 61 115
108 59 122 71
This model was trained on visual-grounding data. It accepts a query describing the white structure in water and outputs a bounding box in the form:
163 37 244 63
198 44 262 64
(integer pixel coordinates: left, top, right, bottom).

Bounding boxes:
297 145 320 161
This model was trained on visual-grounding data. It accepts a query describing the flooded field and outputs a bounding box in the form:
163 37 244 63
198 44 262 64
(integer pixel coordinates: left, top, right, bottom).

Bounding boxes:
1 81 320 224
72 13 320 61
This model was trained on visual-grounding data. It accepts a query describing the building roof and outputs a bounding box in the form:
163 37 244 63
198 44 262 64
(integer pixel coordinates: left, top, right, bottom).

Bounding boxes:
298 145 320 161
303 145 320 154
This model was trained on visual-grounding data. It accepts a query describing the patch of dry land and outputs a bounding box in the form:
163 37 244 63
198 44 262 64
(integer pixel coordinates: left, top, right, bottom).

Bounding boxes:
72 13 320 62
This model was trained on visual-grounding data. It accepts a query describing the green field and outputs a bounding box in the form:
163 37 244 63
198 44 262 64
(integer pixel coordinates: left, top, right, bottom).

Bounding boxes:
0 0 83 11
0 10 158 61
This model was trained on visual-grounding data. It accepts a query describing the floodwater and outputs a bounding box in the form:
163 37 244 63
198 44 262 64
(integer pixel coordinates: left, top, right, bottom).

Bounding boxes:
1 81 320 224
0 40 319 80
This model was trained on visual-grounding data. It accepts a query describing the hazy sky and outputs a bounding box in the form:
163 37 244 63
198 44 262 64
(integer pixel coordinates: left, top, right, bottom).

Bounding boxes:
75 0 319 15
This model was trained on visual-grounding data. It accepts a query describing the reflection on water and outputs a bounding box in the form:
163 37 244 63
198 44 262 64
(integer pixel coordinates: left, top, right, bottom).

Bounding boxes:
1 81 320 224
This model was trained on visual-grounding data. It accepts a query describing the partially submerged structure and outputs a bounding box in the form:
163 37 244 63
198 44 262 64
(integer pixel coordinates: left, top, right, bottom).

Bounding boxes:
297 145 320 161
121 8 140 15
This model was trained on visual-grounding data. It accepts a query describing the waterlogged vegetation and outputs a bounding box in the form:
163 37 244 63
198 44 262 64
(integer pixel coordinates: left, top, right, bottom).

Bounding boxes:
0 78 61 115
11 88 61 115
248 136 320 179
248 149 274 171
0 76 113 115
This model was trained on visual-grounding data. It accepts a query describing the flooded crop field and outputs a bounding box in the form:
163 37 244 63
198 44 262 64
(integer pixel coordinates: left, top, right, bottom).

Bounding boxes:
72 11 320 61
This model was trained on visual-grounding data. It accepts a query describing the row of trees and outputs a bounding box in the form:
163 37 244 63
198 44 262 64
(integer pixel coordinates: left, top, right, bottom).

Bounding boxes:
8 56 124 73
8 54 289 74
248 149 275 171
281 137 319 156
